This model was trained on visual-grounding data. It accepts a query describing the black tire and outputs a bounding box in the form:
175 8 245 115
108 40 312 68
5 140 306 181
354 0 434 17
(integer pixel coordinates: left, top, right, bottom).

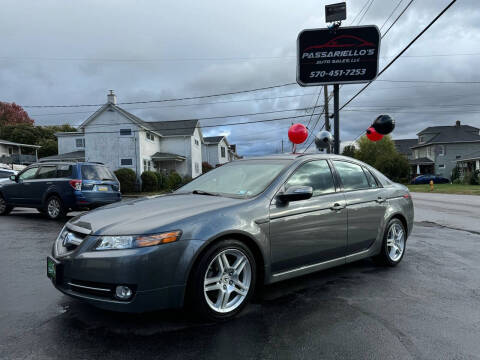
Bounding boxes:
44 195 67 220
0 194 13 216
374 218 406 267
188 239 257 322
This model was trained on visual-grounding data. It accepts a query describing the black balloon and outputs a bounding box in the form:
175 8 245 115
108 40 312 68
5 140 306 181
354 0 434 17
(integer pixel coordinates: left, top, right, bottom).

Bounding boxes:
315 131 333 150
372 115 395 135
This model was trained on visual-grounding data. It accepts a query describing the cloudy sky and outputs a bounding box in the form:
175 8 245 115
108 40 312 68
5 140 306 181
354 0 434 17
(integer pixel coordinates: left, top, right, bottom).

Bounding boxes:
1 0 479 156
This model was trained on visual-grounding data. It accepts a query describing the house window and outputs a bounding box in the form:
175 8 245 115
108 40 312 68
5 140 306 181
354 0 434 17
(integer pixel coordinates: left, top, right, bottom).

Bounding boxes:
121 158 133 166
221 147 226 158
120 129 132 136
456 155 461 159
195 139 199 146
195 162 200 173
438 145 445 156
419 136 424 143
143 159 152 171
146 132 155 141
76 138 85 148
438 164 445 169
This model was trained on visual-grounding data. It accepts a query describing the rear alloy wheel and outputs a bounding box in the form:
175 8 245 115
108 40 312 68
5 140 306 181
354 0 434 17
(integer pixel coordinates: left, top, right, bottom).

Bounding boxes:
374 218 406 266
189 240 256 321
45 196 66 220
0 195 13 215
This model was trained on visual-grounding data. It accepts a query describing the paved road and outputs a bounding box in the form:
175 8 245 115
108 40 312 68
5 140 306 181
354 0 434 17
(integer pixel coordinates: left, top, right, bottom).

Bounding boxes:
412 192 480 233
1 205 480 359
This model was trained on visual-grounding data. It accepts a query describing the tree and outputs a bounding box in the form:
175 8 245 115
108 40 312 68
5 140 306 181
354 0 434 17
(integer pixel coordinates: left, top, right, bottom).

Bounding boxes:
0 102 34 126
342 144 356 158
353 135 410 183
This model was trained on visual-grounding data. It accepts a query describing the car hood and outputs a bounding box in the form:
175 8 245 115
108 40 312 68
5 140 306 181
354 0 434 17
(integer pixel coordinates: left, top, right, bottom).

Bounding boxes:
69 193 244 236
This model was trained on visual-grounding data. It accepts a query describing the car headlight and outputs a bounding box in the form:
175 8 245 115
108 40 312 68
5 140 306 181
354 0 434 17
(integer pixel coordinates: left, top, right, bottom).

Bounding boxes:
95 231 182 250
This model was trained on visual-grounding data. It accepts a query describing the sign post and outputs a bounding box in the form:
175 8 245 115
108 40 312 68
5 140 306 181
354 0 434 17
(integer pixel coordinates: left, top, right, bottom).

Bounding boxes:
297 12 381 153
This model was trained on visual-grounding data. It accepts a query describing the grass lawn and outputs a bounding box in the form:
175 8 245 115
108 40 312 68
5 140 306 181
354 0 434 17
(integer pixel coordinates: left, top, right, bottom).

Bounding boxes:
407 183 480 195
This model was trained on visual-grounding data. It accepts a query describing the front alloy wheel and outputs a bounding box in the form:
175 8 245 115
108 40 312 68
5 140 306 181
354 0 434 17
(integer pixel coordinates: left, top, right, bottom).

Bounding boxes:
189 240 256 321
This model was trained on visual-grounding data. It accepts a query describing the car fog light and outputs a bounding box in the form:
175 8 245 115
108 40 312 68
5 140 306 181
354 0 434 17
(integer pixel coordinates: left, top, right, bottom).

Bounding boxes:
115 285 132 300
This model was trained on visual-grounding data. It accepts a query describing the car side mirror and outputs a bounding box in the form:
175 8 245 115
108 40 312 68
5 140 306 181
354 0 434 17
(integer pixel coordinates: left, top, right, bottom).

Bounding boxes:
277 186 313 203
9 175 17 182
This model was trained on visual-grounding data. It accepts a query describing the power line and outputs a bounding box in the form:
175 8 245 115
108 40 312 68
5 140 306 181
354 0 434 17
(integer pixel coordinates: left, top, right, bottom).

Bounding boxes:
350 0 375 25
305 87 323 129
380 0 404 31
381 0 415 39
22 82 298 108
357 0 376 24
30 92 316 117
377 79 480 84
339 0 458 112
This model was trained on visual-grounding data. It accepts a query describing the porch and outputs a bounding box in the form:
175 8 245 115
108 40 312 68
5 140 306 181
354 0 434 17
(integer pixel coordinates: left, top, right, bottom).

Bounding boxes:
410 157 435 176
151 152 186 174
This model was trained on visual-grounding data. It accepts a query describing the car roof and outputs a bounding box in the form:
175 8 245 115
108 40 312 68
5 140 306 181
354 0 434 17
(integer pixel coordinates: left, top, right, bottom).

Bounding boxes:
237 153 361 162
31 161 105 166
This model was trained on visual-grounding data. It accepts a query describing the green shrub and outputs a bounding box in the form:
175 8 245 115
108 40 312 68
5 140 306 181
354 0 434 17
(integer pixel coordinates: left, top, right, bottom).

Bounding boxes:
166 171 182 190
181 175 192 186
114 168 137 193
141 171 158 192
154 172 167 190
452 178 462 184
451 165 461 182
464 170 480 185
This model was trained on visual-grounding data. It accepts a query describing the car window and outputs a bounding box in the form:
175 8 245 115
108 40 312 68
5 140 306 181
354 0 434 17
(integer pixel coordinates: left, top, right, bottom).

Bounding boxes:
333 161 370 191
18 167 38 180
363 167 378 188
57 164 73 178
36 166 57 179
81 165 115 180
0 170 12 178
285 160 336 196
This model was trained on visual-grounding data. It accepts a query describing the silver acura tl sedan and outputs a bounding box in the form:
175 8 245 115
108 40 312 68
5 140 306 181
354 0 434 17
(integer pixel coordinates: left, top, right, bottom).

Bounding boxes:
47 154 413 321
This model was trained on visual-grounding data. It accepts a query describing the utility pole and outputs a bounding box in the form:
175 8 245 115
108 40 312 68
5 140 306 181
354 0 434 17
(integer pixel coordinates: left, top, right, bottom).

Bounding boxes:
324 85 330 153
333 84 340 154
281 139 284 153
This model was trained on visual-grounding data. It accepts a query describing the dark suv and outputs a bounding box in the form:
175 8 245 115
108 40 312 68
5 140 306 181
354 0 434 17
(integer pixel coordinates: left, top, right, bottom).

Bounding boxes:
0 162 121 219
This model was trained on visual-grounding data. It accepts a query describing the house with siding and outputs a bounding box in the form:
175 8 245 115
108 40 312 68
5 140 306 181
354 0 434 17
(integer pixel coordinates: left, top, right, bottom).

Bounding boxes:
408 121 480 179
44 91 204 179
202 136 240 167
0 139 40 166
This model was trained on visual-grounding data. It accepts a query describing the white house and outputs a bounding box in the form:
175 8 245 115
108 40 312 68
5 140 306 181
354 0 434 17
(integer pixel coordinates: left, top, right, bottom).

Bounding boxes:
44 91 204 179
202 136 241 167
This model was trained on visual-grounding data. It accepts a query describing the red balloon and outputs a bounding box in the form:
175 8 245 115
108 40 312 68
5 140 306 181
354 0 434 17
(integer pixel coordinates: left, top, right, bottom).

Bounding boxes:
288 123 308 144
366 126 383 142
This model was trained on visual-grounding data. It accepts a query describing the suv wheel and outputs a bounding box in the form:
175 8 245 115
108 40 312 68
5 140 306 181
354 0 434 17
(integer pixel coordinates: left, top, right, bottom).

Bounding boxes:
45 195 66 220
0 194 13 215
374 218 406 266
189 239 256 321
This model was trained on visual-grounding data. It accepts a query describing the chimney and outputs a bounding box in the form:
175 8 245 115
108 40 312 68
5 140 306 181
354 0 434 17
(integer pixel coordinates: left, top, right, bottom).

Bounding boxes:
455 120 461 127
107 90 117 105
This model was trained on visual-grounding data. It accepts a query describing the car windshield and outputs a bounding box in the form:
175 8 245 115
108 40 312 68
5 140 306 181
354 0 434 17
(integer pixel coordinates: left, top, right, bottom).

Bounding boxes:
177 160 290 198
81 165 115 181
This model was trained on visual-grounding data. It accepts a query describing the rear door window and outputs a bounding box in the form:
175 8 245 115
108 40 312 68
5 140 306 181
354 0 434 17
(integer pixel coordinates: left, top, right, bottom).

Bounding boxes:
57 164 73 178
333 161 370 191
363 168 379 188
36 166 57 179
81 165 115 180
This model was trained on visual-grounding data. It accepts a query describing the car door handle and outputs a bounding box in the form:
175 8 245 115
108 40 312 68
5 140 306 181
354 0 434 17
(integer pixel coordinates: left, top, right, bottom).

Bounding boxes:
330 203 345 211
376 197 386 203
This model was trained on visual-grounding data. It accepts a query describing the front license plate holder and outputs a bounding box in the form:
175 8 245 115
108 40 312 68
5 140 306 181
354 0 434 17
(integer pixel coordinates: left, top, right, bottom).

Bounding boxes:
47 256 63 285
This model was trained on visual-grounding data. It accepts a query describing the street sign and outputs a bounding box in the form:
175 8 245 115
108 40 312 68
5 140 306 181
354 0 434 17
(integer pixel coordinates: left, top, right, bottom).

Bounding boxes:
325 2 346 23
297 25 381 86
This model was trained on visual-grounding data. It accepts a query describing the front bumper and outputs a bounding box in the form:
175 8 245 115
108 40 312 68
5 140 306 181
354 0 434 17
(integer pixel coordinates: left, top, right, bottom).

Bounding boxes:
50 238 203 312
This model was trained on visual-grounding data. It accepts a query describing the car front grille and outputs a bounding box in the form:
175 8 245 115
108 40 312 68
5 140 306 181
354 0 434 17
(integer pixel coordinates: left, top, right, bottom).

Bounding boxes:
55 228 89 256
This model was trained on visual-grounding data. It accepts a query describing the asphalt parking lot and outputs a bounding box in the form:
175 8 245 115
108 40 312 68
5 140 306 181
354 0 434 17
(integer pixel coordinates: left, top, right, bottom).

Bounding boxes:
1 195 480 360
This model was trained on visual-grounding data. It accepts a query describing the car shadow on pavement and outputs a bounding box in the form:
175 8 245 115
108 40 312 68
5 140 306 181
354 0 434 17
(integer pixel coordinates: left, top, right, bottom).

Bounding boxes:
56 258 380 337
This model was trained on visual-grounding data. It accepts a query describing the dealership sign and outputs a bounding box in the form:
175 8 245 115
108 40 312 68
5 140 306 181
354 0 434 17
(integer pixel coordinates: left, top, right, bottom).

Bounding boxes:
297 25 381 86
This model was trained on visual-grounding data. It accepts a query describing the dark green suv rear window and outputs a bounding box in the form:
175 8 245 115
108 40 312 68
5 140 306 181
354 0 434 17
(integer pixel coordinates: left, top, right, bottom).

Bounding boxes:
56 164 73 178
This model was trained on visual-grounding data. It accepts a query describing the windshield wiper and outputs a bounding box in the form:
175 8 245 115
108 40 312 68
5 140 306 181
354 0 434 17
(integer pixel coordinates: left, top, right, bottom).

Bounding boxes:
192 190 220 196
